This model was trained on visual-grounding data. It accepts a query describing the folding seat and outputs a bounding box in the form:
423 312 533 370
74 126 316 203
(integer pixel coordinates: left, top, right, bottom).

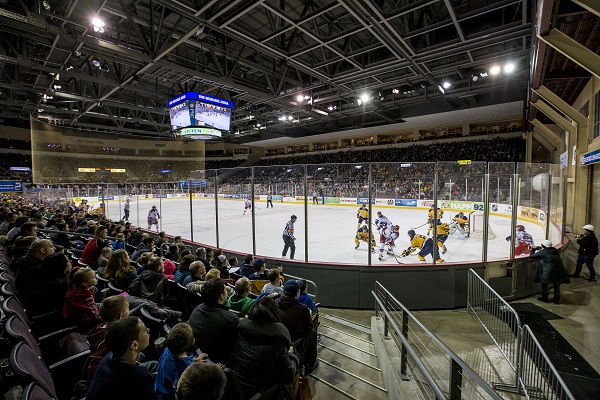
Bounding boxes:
221 367 280 400
20 382 54 400
0 270 16 285
107 282 123 296
1 281 20 300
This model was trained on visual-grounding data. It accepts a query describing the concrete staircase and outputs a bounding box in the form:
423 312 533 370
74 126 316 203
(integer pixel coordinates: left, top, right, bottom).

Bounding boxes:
308 313 388 400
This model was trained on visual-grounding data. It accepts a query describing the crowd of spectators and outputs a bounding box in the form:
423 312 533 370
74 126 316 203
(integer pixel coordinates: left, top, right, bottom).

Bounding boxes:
0 193 318 399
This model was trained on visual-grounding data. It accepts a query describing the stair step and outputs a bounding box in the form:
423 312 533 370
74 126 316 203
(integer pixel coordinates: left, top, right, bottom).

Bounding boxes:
310 359 388 400
322 314 371 334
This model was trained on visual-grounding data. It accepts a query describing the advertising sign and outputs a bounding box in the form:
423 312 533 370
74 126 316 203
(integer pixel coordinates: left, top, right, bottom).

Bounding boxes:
340 198 356 204
395 199 417 207
374 199 395 205
0 181 22 192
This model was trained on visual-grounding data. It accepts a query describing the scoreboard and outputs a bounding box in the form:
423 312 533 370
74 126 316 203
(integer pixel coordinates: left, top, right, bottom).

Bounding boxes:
78 168 126 173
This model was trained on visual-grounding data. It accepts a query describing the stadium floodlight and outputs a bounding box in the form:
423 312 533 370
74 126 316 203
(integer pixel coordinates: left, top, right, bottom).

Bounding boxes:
504 63 515 73
360 93 370 103
490 65 501 75
442 81 451 89
392 88 399 94
92 17 105 33
42 0 51 10
296 95 304 102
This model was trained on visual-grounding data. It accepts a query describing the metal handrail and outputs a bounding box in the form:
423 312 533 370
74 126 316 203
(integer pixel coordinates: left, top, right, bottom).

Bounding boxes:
373 281 503 400
467 268 521 372
518 325 575 400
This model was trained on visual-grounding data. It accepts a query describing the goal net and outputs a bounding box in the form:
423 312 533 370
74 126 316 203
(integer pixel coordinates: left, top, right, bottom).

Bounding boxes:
469 211 496 239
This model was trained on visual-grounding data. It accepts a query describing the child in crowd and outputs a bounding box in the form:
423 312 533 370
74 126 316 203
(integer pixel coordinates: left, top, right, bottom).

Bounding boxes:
163 258 176 280
63 266 102 333
112 232 125 251
174 254 195 284
262 268 284 295
86 295 130 378
155 323 207 400
97 246 112 268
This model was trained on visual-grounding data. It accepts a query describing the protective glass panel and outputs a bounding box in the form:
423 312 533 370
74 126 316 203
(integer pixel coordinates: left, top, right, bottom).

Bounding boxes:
371 162 435 264
437 161 488 263
190 170 218 248
548 164 564 246
216 167 253 255
305 163 367 264
516 163 551 256
254 165 305 260
488 162 516 259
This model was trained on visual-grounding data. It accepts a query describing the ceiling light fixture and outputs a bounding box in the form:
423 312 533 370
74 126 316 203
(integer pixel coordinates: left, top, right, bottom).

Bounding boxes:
392 88 399 94
504 63 515 73
91 59 101 68
490 65 501 75
92 17 105 33
442 81 451 89
360 93 369 103
42 0 51 10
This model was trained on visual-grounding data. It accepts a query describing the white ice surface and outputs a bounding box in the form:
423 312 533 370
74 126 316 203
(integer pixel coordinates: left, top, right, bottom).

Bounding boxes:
105 198 546 265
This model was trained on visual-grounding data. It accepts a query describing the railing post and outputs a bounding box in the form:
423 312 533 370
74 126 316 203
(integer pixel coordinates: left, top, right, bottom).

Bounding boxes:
450 359 463 400
384 290 389 339
400 310 409 380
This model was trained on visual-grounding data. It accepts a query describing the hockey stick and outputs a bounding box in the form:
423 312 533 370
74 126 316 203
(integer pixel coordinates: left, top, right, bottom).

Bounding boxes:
411 222 429 230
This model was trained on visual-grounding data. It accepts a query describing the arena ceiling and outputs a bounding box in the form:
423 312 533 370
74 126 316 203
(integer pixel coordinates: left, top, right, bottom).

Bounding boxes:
0 0 596 144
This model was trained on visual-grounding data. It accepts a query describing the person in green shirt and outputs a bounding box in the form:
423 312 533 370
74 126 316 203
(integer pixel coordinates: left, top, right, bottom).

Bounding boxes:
226 276 254 315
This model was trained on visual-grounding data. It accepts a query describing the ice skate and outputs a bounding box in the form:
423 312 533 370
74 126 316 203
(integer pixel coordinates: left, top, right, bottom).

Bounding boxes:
417 255 426 262
355 245 359 249
436 258 444 263
441 245 447 254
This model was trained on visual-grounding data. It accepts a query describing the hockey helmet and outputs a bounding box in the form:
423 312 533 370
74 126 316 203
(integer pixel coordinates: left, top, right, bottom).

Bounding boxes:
393 225 400 232
376 211 382 216
358 225 368 232
583 224 595 232
458 212 464 216
516 224 525 231
290 214 297 221
408 229 415 239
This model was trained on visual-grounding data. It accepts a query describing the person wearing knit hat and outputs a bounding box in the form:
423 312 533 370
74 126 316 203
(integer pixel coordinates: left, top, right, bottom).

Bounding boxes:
530 239 570 304
571 224 598 283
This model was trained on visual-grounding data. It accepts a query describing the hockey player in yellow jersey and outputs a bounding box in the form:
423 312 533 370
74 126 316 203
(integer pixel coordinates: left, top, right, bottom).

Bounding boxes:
427 207 444 235
355 225 376 252
436 222 450 254
452 212 469 236
356 204 369 228
401 229 444 263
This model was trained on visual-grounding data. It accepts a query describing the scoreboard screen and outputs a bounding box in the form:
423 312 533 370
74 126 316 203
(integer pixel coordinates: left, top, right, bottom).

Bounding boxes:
168 92 233 133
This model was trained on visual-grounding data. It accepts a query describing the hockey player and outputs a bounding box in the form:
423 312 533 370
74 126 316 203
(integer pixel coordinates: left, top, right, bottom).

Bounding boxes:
452 212 469 236
355 225 376 252
243 198 252 215
378 225 400 260
356 204 369 228
374 211 392 231
436 222 450 254
427 206 444 235
147 205 160 232
282 214 297 259
402 229 444 263
506 224 535 255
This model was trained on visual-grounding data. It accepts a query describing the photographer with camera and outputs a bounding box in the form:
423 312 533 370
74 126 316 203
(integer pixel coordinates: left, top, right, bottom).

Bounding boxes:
571 224 598 283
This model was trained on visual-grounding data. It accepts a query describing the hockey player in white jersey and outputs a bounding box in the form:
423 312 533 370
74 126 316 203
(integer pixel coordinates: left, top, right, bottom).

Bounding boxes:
375 211 392 231
243 198 252 215
378 224 400 260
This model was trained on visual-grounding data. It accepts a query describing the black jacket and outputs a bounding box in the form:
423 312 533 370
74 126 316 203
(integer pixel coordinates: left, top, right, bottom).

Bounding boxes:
234 318 298 398
14 254 44 300
530 246 569 284
188 303 239 366
128 270 168 306
275 296 311 342
577 232 598 257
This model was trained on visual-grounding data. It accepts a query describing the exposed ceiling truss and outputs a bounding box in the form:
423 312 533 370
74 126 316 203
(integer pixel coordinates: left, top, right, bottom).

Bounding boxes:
0 0 590 144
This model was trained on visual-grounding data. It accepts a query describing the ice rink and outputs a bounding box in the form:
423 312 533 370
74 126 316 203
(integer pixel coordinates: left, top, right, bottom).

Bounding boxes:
105 198 545 265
